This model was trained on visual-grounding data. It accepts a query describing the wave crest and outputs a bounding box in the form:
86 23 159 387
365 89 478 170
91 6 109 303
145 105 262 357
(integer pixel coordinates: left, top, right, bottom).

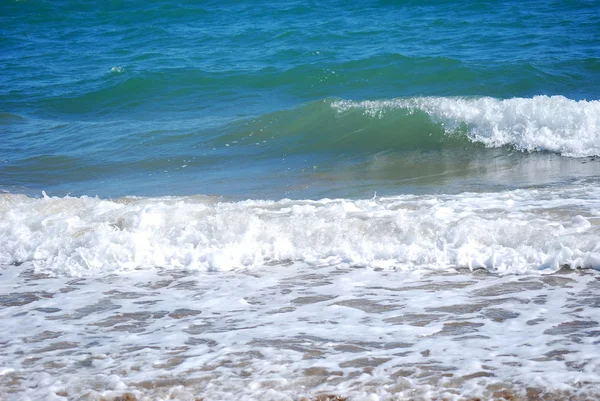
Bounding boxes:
332 95 600 157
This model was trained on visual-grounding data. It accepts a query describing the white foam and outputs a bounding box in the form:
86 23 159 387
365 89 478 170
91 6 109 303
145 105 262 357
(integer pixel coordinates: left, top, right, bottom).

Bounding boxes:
1 262 599 400
2 183 600 276
332 95 600 157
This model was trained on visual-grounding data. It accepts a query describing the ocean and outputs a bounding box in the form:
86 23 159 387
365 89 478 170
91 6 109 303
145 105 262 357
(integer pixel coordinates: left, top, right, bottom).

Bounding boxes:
1 1 600 400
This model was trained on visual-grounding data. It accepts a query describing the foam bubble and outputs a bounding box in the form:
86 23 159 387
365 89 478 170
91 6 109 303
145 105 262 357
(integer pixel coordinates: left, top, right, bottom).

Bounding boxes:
2 183 600 276
332 96 600 157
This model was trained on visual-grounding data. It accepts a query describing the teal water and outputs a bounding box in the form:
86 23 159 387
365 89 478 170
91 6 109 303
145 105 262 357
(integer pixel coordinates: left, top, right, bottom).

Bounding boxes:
1 0 600 198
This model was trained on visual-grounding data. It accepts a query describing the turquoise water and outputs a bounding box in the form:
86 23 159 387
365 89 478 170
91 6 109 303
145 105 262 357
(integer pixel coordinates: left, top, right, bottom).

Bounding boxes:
2 0 600 199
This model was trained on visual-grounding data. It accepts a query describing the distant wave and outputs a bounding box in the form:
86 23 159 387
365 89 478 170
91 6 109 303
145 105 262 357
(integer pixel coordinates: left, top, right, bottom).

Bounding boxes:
2 186 600 276
30 54 575 118
0 112 26 123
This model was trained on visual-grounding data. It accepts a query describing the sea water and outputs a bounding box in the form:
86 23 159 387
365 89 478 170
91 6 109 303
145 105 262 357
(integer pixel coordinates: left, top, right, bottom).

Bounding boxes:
1 1 600 400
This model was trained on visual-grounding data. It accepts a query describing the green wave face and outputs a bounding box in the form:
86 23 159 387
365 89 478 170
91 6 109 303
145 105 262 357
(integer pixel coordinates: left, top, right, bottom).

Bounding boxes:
208 98 471 159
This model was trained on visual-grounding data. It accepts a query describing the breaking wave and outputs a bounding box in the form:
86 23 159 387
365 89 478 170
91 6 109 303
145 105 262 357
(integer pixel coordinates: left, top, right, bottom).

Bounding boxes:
331 95 600 157
2 185 600 276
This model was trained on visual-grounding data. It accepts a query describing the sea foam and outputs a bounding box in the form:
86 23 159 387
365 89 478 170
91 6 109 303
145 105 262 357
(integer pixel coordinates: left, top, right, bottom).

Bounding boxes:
2 184 600 276
332 96 600 157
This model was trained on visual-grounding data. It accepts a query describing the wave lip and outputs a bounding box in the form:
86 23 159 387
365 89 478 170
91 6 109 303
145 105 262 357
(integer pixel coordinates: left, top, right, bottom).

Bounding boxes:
2 186 600 276
333 95 600 157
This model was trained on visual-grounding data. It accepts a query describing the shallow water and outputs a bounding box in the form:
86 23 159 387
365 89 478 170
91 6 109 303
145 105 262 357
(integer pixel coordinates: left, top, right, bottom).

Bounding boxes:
2 185 600 400
1 263 599 400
